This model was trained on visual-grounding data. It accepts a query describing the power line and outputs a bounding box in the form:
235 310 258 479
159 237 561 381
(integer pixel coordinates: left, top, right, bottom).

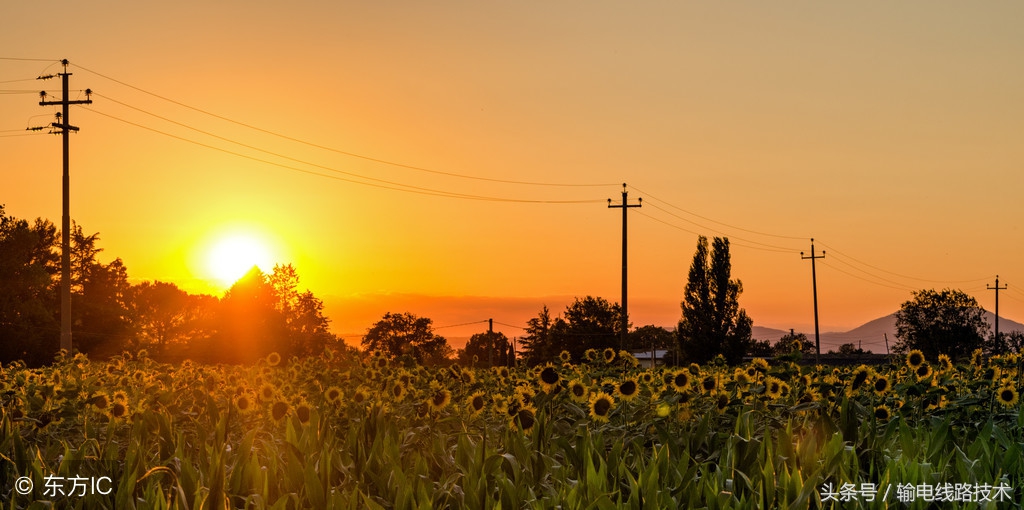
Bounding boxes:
641 201 800 252
631 185 806 241
81 107 603 204
816 241 990 286
433 320 490 330
72 62 617 188
0 57 59 62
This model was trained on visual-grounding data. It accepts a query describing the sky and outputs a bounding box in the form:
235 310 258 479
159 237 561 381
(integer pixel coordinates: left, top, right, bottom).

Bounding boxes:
2 2 1023 350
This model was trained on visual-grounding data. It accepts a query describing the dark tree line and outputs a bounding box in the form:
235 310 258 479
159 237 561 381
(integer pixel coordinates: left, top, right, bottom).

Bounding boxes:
0 207 343 365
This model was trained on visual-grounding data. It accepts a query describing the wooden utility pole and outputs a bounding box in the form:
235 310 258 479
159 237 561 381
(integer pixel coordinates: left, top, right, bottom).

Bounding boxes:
39 59 92 353
988 276 1007 344
801 239 825 365
608 183 641 352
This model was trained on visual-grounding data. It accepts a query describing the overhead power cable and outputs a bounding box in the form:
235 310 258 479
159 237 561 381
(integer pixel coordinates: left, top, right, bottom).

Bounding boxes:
73 62 617 188
81 107 600 204
816 241 991 286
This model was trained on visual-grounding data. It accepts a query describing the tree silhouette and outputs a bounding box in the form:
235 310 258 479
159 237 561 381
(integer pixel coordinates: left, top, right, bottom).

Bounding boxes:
893 288 989 361
677 236 753 365
362 312 449 365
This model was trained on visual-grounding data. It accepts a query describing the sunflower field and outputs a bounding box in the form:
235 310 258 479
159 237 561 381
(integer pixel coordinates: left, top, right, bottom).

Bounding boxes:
1 347 1022 509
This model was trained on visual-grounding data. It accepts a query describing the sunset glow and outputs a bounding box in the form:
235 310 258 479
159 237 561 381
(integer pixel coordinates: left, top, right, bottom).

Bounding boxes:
2 2 1023 350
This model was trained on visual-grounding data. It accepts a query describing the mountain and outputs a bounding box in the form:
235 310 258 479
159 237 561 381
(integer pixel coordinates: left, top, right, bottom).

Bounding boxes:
753 312 1024 354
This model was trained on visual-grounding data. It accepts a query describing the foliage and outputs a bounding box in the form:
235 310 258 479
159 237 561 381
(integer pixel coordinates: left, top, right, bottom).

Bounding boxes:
458 330 511 368
2 346 1022 509
362 312 450 365
893 288 990 361
678 236 753 365
0 208 341 365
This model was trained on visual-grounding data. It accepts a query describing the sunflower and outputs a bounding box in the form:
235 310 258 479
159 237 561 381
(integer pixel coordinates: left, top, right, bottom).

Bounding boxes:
765 376 784 400
390 381 406 401
295 401 312 425
700 375 717 394
734 369 752 389
584 349 598 362
873 376 890 395
750 358 769 373
937 354 953 372
271 400 290 422
468 391 487 416
538 364 561 393
496 366 511 379
915 363 932 381
429 387 452 413
616 378 640 401
233 393 254 414
559 350 572 363
352 387 369 405
568 379 589 403
324 386 343 405
714 392 730 413
996 386 1019 408
602 348 616 363
906 350 925 369
266 352 282 367
670 370 691 392
640 371 655 386
259 383 277 402
589 392 615 423
970 348 984 368
874 405 891 421
851 366 872 392
108 401 129 421
91 392 111 412
511 405 537 433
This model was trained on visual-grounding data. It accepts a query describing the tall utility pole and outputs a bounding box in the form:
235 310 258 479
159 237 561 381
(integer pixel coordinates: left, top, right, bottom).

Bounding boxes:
801 239 825 365
988 276 1007 344
39 59 92 353
608 183 641 352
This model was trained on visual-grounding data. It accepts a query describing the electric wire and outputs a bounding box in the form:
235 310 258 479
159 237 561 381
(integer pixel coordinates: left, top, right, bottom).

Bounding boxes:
641 201 800 252
631 185 807 241
816 241 992 286
81 107 603 204
433 320 490 330
72 62 617 188
0 57 59 62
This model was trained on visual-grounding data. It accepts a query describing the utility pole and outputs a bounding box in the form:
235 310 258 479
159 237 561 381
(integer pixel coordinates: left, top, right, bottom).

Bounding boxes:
488 318 494 367
801 239 825 365
38 59 92 354
988 276 1007 345
608 183 641 352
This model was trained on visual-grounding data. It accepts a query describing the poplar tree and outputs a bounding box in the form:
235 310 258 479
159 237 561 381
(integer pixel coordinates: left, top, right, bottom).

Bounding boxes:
677 236 753 364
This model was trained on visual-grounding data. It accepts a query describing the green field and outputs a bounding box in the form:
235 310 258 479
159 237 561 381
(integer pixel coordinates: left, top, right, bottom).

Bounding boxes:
1 349 1022 509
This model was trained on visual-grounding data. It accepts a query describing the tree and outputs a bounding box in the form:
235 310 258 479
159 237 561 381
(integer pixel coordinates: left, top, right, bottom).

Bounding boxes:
0 207 58 365
458 330 510 367
551 296 624 362
362 312 450 365
212 267 289 362
677 236 753 365
520 305 556 365
893 288 989 361
268 264 339 356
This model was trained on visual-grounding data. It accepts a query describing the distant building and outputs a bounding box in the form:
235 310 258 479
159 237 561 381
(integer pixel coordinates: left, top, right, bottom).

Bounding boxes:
631 349 670 368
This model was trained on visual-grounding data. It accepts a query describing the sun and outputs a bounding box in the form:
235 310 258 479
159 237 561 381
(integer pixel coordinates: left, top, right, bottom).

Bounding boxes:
206 233 276 287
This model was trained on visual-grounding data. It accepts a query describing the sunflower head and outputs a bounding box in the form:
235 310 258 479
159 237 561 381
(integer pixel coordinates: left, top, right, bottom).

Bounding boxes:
295 401 313 426
538 364 561 393
271 400 290 422
510 406 537 433
765 376 783 400
266 352 282 367
670 370 691 392
997 386 1019 408
906 350 925 369
700 375 717 394
325 386 343 405
234 393 254 414
468 391 487 416
616 378 640 401
602 348 616 363
874 405 891 421
589 392 615 423
559 350 572 363
429 387 452 413
568 379 589 403
873 376 890 395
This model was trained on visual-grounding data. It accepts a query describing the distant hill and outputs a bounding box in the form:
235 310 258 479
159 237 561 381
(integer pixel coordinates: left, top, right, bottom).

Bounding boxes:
753 311 1024 354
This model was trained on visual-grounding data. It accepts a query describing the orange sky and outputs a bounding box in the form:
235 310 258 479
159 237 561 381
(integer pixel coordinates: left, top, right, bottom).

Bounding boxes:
3 3 1023 349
